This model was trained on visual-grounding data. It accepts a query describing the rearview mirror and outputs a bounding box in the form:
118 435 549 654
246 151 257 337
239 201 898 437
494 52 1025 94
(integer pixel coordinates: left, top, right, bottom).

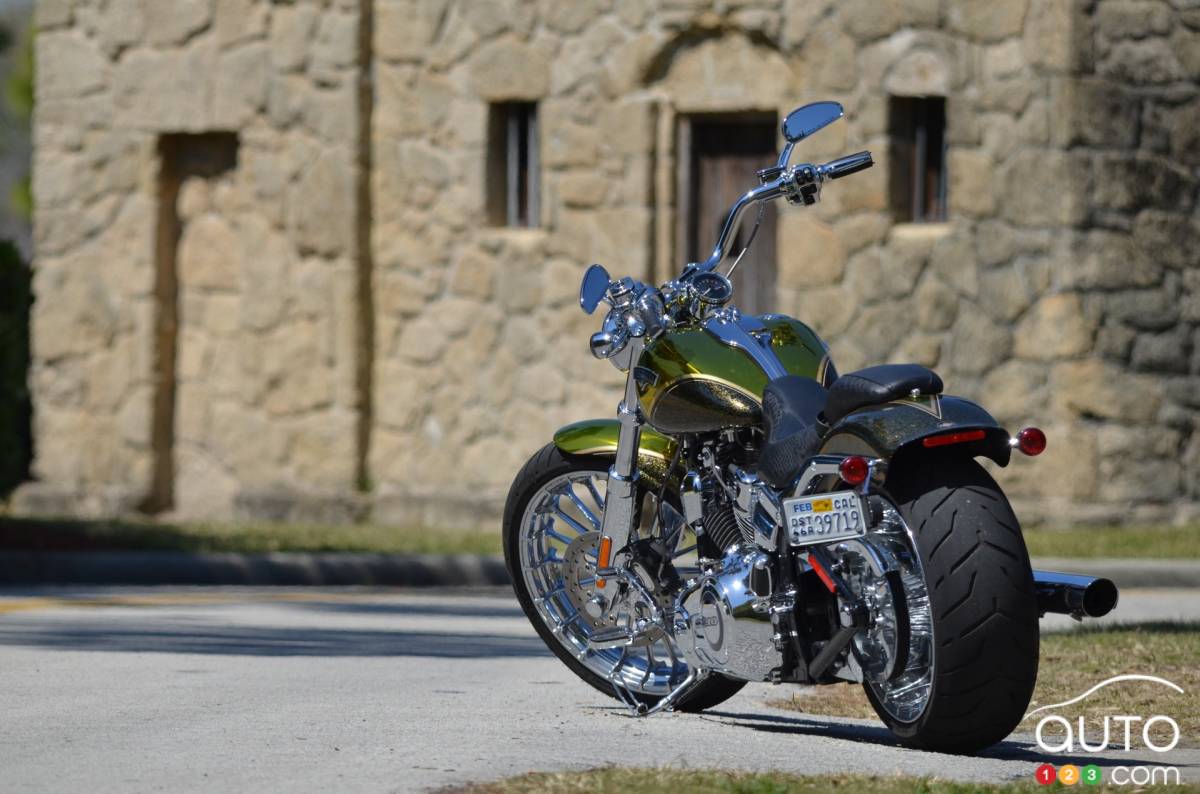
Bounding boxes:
782 101 844 143
579 264 611 314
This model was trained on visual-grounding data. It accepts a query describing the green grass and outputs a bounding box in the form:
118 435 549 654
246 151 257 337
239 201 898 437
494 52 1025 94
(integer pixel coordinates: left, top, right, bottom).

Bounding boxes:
774 623 1200 745
1023 524 1199 559
0 516 502 556
1 516 1194 561
441 767 1200 793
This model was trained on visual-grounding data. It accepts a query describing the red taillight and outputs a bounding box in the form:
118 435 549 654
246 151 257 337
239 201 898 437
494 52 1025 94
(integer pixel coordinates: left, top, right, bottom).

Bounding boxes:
839 455 869 485
922 429 986 448
1016 427 1047 456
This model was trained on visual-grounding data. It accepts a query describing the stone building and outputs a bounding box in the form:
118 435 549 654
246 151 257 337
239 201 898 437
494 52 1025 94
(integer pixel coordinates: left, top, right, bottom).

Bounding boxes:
17 0 1200 527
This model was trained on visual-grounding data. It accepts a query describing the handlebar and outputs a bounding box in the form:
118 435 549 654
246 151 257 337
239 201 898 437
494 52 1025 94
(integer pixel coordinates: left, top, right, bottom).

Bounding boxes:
587 148 873 366
685 149 873 279
819 150 873 180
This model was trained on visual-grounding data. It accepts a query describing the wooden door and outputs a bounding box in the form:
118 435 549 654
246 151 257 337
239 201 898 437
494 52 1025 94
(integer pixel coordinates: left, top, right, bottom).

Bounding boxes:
681 115 778 316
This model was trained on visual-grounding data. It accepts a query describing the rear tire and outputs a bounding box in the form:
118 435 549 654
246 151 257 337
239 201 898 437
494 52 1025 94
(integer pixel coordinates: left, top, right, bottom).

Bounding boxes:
503 443 746 712
864 455 1039 753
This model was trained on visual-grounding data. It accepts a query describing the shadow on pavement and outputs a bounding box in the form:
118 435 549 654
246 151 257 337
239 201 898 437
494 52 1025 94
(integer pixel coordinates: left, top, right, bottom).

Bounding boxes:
289 600 525 620
703 709 1197 771
0 622 551 658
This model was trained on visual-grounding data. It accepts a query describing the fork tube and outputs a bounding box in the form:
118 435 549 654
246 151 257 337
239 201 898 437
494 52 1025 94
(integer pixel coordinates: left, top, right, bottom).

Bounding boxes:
598 339 645 592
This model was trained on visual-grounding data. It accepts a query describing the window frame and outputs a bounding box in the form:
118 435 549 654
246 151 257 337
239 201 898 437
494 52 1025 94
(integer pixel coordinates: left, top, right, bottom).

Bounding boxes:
487 102 539 228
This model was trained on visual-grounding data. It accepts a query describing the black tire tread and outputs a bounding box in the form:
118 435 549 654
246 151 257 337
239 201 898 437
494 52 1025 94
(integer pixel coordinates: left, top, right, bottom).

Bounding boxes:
864 455 1039 753
503 443 745 713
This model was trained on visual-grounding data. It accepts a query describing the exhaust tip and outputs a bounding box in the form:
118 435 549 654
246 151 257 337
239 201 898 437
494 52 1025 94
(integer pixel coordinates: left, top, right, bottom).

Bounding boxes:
1081 577 1119 618
1033 570 1120 619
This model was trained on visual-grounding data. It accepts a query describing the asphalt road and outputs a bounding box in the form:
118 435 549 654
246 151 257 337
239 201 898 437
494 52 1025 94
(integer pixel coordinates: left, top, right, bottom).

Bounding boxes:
0 587 1197 793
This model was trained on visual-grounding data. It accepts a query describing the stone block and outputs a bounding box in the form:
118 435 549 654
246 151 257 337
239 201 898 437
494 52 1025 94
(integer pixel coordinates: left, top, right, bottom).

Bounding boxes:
1100 38 1185 84
97 0 147 56
1091 153 1192 212
468 35 550 101
269 2 318 73
999 150 1087 227
144 0 213 46
782 0 834 46
888 332 942 368
913 275 958 331
543 0 608 34
376 0 446 61
113 44 216 131
36 0 73 29
980 359 1049 421
777 215 846 287
1051 359 1163 422
1062 230 1163 290
598 100 656 156
1171 27 1200 81
1053 78 1140 149
216 0 269 48
289 152 355 257
853 302 910 362
1106 287 1179 331
884 48 953 97
929 230 979 299
557 172 608 208
1013 293 1094 360
212 43 269 128
948 149 996 217
947 310 1013 375
36 31 109 102
1131 328 1191 373
947 0 1029 42
179 215 241 291
1095 0 1173 40
312 10 360 73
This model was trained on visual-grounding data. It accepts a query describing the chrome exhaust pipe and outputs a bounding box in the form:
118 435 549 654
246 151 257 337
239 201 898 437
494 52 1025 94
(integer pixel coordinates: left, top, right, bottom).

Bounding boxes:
1033 570 1119 619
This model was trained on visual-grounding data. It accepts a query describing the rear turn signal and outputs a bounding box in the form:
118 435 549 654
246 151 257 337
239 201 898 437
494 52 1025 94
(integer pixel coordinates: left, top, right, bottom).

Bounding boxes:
1015 427 1047 456
838 455 869 485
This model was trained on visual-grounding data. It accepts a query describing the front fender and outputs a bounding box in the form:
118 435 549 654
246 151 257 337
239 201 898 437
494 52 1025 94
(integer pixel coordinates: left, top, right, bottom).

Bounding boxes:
553 419 677 491
819 395 1012 467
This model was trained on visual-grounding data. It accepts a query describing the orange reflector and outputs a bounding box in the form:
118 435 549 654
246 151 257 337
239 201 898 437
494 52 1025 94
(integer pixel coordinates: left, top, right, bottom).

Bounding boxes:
596 536 612 588
922 429 986 448
809 555 837 593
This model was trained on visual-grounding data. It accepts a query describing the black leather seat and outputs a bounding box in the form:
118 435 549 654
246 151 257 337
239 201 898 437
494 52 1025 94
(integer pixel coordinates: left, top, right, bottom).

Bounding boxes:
823 364 943 425
758 375 828 490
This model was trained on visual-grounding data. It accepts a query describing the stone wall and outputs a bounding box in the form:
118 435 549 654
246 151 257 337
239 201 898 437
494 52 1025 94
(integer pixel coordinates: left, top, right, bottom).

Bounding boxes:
18 0 1200 527
24 0 365 520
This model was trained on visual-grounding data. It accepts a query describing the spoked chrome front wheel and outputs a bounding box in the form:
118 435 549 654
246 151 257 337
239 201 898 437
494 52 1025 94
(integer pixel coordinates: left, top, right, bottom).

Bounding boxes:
503 444 746 711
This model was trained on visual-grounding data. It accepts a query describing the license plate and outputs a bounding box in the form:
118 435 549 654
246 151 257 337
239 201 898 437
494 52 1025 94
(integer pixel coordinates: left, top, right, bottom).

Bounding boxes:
784 490 867 547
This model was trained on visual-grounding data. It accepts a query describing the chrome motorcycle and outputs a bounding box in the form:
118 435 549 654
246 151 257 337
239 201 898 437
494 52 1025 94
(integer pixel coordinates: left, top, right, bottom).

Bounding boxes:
503 101 1118 753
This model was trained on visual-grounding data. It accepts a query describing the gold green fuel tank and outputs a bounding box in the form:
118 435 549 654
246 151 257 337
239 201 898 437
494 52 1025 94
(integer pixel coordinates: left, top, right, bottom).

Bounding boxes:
634 316 833 435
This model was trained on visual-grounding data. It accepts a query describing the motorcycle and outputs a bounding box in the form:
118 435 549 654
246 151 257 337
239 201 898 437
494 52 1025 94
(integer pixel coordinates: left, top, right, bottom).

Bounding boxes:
502 101 1119 753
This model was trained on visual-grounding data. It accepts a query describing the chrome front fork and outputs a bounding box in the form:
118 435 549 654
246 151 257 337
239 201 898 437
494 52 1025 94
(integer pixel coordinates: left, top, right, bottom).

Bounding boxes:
597 338 645 595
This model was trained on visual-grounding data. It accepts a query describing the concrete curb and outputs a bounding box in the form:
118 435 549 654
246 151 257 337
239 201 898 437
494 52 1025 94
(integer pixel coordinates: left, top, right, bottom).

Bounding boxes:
0 551 510 587
0 551 1196 589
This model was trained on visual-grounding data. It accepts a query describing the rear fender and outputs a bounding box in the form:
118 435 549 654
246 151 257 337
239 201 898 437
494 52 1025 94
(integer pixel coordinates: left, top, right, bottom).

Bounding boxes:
818 395 1012 468
553 419 677 491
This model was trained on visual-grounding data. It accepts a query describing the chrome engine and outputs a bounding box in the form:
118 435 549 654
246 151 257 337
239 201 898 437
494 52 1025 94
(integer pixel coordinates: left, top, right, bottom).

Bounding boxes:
673 546 781 682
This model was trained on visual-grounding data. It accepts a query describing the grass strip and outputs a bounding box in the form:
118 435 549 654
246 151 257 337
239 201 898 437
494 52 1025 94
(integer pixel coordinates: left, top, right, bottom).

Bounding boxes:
774 623 1200 745
0 516 502 556
1022 524 1198 560
441 767 1200 793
